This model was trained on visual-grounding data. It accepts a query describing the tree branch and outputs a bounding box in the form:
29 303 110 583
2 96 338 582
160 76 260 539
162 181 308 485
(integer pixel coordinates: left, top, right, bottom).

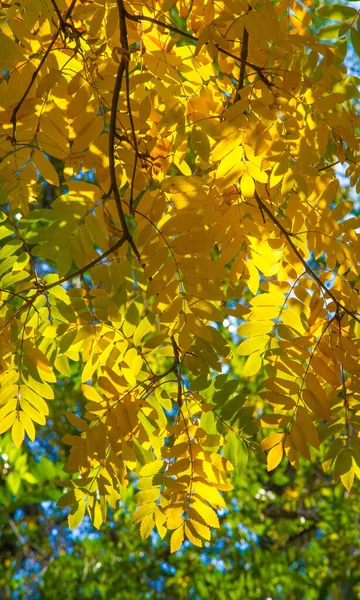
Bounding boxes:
10 0 77 140
117 0 139 215
106 0 141 261
254 191 360 324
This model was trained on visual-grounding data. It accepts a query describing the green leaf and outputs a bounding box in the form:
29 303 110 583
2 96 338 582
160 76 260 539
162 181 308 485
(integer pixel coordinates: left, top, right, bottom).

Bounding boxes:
317 24 349 39
7 472 21 496
351 27 360 57
224 433 248 476
68 500 86 530
317 5 357 21
133 317 153 346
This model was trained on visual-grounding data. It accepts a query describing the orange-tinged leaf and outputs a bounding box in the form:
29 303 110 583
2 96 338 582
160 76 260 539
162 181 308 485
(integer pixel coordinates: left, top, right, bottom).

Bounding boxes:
290 422 311 461
296 406 319 449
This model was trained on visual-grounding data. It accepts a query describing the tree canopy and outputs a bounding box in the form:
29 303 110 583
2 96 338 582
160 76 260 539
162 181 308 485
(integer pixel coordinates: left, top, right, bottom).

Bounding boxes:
0 0 360 573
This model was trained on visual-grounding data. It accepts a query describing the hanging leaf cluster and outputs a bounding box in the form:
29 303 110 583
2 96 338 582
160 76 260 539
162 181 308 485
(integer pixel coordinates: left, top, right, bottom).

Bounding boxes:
0 0 360 550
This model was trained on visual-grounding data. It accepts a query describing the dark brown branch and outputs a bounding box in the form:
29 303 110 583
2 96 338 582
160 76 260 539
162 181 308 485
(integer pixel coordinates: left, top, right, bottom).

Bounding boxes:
108 57 128 233
10 0 77 140
0 234 127 333
254 191 360 324
44 235 127 291
118 0 139 215
235 27 249 102
107 0 141 261
123 9 272 88
125 65 139 215
317 160 340 172
152 336 180 381
50 0 66 30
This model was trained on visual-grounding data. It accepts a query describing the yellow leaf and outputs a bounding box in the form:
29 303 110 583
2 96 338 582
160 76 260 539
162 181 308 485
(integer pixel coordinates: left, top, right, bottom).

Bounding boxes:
238 335 269 356
189 518 211 540
185 522 203 547
140 514 155 540
21 386 49 415
72 115 104 154
32 150 60 187
192 481 226 508
302 389 330 420
19 398 46 425
19 411 36 441
296 406 319 449
246 261 260 295
11 418 25 448
139 460 164 477
340 466 354 492
251 292 285 307
237 321 274 337
310 356 339 387
290 422 311 460
68 501 86 530
132 503 156 525
240 173 255 198
0 398 17 422
191 500 219 528
266 443 284 471
243 352 262 377
166 516 185 530
170 525 185 553
0 411 17 434
134 488 161 504
261 433 286 451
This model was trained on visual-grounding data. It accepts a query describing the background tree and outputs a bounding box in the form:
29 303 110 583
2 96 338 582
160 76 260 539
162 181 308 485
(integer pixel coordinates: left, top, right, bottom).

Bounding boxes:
0 0 360 590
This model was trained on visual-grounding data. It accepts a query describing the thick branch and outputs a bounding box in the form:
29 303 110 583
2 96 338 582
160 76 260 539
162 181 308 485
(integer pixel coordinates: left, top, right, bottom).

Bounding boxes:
254 192 360 324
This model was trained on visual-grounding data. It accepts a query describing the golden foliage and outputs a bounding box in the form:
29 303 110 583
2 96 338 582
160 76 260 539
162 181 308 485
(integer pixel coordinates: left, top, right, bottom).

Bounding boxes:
0 0 360 550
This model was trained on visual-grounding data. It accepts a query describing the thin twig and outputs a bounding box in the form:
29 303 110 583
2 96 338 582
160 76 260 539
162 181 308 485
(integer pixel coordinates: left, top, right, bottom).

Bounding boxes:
235 27 249 102
317 160 340 172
